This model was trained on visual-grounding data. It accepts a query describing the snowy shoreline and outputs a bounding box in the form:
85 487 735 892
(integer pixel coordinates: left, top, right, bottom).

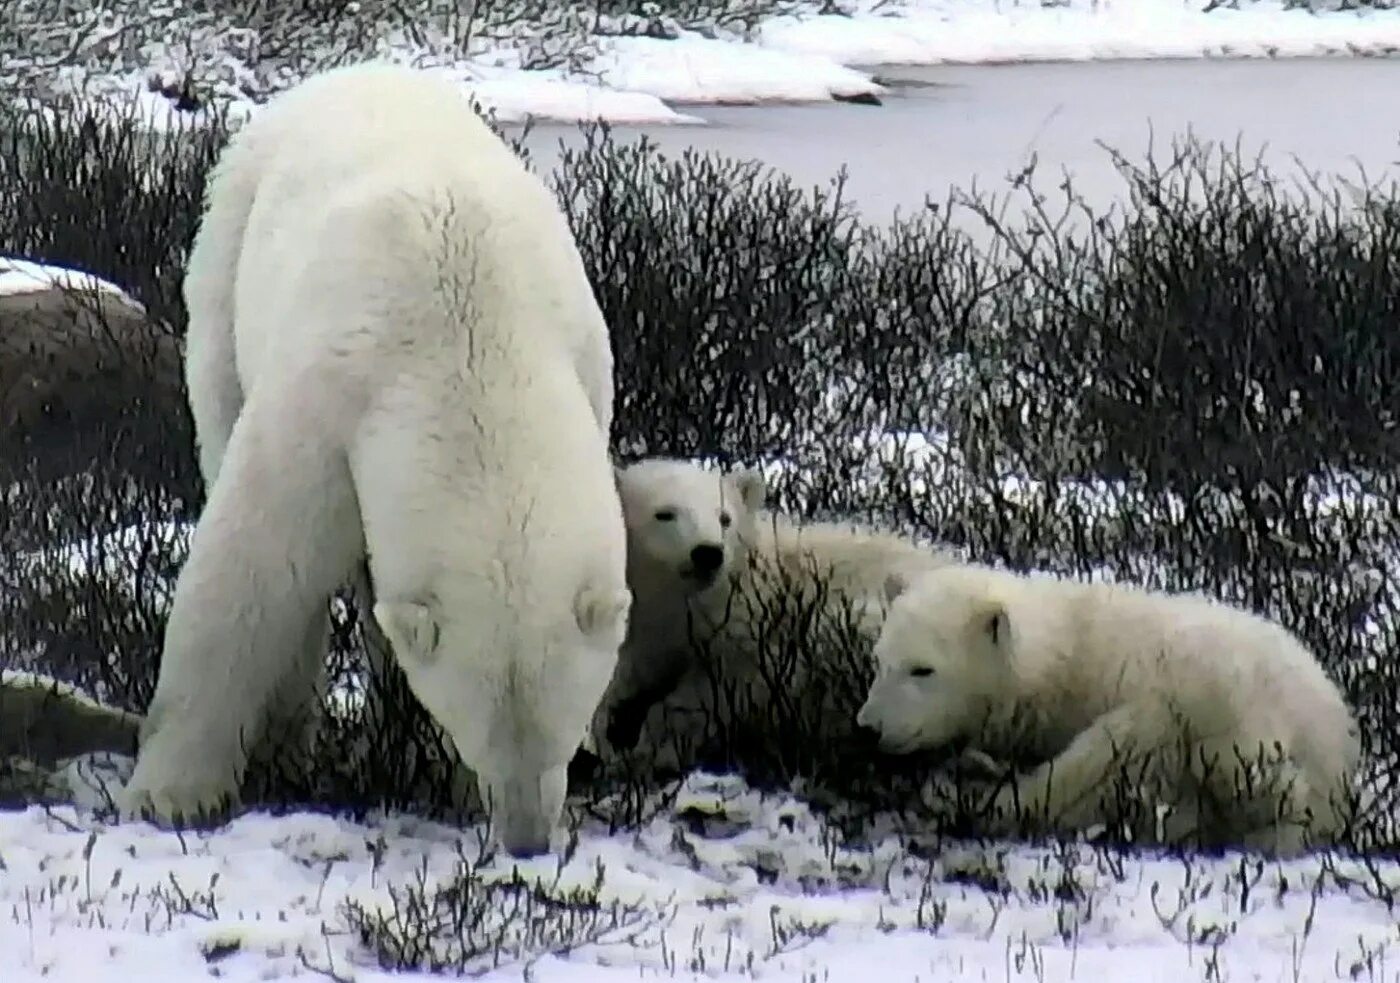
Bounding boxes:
2 0 1398 130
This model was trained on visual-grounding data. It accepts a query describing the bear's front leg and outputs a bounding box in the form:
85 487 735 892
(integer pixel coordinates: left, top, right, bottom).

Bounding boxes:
119 400 362 828
988 702 1173 840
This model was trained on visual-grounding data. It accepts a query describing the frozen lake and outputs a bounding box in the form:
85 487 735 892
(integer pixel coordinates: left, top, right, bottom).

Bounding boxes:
519 57 1400 226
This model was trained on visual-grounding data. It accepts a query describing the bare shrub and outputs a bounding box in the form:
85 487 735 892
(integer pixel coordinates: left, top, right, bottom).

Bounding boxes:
0 100 1394 861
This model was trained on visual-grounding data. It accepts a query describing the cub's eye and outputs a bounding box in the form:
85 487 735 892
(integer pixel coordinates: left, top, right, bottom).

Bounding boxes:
719 511 733 529
909 667 935 678
654 509 677 522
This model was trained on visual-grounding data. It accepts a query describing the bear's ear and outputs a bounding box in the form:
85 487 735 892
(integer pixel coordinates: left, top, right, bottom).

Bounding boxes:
575 584 633 640
883 570 911 606
375 600 440 663
976 602 1010 650
731 467 767 512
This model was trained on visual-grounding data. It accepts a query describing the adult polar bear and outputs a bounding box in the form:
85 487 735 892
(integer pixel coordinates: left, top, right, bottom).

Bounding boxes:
118 63 632 857
858 564 1360 856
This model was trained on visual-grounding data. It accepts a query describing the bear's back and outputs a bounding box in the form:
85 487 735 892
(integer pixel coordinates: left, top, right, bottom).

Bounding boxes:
222 64 598 391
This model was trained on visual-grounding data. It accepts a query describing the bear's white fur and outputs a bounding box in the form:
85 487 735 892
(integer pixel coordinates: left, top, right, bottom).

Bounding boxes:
118 63 631 857
587 458 960 771
858 564 1361 856
591 458 767 744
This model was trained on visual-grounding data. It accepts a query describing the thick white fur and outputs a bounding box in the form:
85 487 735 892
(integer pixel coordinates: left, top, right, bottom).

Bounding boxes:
589 458 766 743
858 564 1361 856
118 63 630 857
587 458 959 770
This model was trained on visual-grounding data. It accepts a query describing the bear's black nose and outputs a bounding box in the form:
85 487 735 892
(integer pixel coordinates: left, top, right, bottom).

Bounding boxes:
852 723 883 750
690 544 724 575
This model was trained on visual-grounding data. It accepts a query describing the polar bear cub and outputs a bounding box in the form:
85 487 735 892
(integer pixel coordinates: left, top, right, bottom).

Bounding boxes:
858 564 1360 855
118 63 631 857
588 457 960 769
594 458 767 744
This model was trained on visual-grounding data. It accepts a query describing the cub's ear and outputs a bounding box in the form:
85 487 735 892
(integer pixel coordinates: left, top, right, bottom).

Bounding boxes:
374 600 440 664
973 601 1010 650
731 467 767 512
575 584 633 640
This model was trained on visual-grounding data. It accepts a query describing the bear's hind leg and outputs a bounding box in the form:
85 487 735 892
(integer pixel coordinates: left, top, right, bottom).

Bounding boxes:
1184 734 1325 857
991 702 1176 841
182 149 261 489
119 400 362 827
184 324 245 491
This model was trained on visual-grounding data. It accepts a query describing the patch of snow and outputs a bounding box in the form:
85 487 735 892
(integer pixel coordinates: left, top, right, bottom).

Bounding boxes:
589 34 884 105
3 772 1400 982
365 50 706 125
454 67 706 125
0 257 146 309
31 66 253 134
761 0 1400 66
1 669 124 711
39 62 695 132
47 752 136 812
14 517 189 605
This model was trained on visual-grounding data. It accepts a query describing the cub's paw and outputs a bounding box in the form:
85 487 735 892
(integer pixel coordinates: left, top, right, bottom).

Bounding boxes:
954 747 1010 782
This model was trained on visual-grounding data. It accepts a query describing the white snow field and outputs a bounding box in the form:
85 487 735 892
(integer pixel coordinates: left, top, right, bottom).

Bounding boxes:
5 766 1400 983
2 0 1399 128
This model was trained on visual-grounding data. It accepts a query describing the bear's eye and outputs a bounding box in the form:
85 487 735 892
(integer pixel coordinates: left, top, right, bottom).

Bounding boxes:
719 511 732 529
654 509 677 522
909 667 935 679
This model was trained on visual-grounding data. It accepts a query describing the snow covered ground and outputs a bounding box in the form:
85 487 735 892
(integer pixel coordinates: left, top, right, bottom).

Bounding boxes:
3 0 1399 129
4 768 1400 983
0 257 148 309
759 0 1400 67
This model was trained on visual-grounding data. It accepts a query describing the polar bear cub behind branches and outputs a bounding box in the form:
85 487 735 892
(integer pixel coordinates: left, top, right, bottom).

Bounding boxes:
858 563 1361 856
585 457 961 773
118 62 631 858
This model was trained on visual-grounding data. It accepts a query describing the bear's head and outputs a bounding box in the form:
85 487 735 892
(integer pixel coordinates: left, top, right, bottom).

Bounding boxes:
615 458 767 599
375 579 631 859
856 566 1009 756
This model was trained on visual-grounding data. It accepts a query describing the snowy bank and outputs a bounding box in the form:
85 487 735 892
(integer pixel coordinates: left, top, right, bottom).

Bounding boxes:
2 0 1398 130
0 257 146 310
763 0 1400 67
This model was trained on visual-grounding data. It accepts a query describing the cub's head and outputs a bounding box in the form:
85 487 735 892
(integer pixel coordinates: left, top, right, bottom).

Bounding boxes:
615 458 766 596
374 579 631 860
856 566 1010 756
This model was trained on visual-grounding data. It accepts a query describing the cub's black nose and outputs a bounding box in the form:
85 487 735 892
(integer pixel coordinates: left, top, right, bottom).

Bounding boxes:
690 544 724 574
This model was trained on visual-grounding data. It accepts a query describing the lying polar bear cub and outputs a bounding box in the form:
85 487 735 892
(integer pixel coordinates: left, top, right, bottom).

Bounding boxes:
858 563 1361 855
